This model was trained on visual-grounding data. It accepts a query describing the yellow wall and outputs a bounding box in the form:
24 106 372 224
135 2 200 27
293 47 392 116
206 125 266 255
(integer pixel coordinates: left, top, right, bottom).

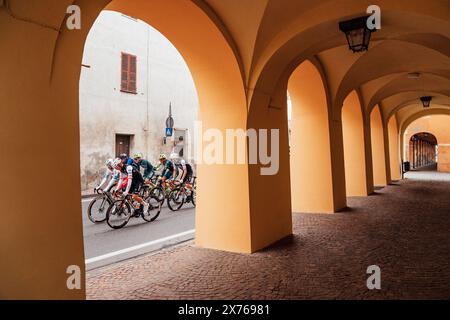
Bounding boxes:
342 91 368 196
388 117 401 180
0 4 89 299
370 106 387 186
288 61 334 213
247 84 293 251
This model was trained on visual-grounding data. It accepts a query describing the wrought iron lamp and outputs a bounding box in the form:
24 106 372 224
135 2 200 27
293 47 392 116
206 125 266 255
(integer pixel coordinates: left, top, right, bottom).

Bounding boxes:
339 16 376 53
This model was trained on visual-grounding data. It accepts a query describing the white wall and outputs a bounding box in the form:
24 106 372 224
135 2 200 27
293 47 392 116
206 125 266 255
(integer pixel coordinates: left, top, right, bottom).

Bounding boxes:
79 11 198 191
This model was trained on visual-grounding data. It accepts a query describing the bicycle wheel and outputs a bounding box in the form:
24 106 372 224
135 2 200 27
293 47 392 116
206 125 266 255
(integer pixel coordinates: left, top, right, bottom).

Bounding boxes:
106 200 132 229
190 188 196 208
191 180 197 207
167 188 185 211
150 186 165 203
140 185 151 199
87 195 111 223
142 195 162 222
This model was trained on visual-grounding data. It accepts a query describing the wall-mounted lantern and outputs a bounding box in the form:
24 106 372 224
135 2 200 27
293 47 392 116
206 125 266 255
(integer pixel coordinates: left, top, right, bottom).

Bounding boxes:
420 96 432 108
339 16 376 53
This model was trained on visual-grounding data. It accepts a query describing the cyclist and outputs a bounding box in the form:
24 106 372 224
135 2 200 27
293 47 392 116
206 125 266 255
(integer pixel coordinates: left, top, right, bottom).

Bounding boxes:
119 153 135 168
159 153 177 183
176 158 195 203
94 159 117 193
113 158 149 216
177 159 194 185
133 153 155 183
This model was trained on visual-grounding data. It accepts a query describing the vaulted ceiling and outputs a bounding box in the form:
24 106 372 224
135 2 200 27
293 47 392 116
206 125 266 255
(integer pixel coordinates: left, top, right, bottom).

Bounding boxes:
200 0 450 127
4 0 448 129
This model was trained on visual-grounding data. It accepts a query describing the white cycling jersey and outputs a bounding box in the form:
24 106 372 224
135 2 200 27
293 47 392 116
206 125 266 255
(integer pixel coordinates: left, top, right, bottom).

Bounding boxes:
96 168 114 190
102 168 121 192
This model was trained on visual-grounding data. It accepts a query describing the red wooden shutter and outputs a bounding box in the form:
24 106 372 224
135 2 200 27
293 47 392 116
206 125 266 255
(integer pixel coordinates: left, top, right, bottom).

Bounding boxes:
120 53 137 94
129 55 137 93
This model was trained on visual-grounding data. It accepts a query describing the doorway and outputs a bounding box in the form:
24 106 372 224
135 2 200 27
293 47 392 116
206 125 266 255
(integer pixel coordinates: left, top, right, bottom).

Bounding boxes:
115 134 133 157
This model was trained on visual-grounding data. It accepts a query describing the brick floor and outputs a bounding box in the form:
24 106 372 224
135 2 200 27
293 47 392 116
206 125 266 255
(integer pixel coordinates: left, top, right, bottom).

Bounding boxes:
86 179 450 299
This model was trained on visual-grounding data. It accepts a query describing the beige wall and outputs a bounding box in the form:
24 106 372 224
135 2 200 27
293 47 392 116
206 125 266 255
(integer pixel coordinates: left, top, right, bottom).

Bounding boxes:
439 147 450 172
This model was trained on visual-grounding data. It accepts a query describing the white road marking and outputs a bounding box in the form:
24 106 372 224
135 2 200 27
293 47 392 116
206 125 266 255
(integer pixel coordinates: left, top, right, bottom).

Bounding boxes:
85 229 195 265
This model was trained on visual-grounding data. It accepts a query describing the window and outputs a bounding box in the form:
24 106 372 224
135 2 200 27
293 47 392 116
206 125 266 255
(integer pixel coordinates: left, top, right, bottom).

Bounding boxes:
121 53 137 94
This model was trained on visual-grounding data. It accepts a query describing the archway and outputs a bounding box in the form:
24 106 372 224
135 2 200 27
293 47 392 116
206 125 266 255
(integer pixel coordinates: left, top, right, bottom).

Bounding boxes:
99 1 252 253
403 114 450 173
288 60 334 213
408 133 438 170
370 105 388 187
79 9 203 268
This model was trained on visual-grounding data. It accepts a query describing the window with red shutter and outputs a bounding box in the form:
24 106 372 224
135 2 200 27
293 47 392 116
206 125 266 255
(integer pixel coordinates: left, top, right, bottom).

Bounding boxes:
120 52 137 94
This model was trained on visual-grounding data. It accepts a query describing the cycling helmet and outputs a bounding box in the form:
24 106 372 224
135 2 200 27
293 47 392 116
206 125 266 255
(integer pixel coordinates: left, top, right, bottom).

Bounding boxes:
113 158 122 168
159 153 167 160
105 158 114 168
119 153 128 160
133 153 143 160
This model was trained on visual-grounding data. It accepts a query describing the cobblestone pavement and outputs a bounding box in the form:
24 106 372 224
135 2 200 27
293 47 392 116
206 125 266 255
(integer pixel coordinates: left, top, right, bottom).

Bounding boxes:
87 178 450 299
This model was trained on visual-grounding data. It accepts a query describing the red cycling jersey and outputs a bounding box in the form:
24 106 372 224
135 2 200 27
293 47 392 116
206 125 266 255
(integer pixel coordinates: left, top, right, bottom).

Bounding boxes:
119 176 128 191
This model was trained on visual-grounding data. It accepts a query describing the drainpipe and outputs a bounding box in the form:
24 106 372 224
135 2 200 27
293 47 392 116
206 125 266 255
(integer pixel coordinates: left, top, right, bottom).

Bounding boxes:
144 24 151 157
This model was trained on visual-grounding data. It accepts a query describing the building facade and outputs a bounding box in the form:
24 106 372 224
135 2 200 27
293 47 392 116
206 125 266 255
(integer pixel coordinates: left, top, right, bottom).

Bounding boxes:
79 11 198 192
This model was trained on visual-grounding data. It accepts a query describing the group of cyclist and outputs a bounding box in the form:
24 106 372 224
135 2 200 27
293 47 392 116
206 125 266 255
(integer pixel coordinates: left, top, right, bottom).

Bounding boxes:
95 152 194 217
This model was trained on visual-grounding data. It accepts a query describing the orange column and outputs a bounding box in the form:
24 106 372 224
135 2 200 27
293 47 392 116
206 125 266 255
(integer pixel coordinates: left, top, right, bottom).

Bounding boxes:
288 60 335 213
370 106 388 186
388 117 401 180
342 91 369 196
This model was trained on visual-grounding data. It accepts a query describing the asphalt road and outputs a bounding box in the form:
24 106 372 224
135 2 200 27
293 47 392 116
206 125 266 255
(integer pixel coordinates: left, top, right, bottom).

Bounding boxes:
82 197 195 269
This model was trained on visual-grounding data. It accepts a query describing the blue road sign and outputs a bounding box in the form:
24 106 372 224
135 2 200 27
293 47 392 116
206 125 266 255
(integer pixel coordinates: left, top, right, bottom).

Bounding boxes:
165 127 173 137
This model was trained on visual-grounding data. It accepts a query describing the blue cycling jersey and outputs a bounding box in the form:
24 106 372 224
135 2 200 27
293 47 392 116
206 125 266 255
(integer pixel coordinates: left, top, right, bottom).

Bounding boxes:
139 159 154 179
162 160 176 178
125 158 134 166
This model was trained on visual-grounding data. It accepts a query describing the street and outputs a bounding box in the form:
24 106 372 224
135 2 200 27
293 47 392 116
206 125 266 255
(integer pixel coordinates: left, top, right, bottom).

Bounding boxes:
82 198 195 270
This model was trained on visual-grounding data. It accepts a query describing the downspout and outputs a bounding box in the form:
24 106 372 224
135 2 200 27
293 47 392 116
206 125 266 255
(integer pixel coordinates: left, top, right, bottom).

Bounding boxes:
145 24 151 157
